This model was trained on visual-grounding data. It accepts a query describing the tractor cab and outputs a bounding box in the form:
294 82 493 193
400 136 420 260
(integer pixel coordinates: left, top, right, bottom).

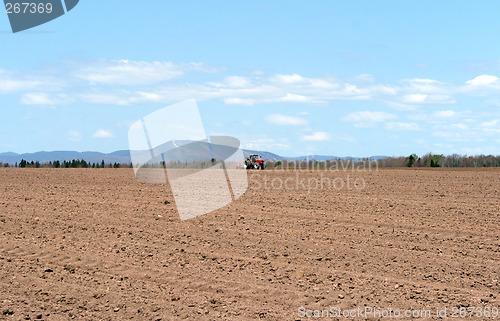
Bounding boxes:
245 154 266 169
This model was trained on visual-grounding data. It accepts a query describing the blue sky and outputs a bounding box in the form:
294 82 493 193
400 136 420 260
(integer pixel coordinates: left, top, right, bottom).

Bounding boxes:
1 1 499 157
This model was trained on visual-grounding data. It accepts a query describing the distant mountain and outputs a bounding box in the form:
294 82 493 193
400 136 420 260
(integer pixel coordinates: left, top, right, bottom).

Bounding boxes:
0 152 18 157
131 139 242 165
0 147 387 165
242 150 283 161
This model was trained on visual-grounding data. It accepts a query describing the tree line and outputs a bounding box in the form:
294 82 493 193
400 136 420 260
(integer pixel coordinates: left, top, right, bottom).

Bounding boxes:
1 153 499 169
0 159 132 168
379 153 500 168
264 153 500 169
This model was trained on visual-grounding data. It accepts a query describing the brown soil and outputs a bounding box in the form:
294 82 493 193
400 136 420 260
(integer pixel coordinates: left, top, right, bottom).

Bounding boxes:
0 168 499 320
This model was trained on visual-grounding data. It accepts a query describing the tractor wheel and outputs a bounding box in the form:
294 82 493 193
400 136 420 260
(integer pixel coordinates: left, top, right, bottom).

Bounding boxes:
260 162 266 170
253 163 260 170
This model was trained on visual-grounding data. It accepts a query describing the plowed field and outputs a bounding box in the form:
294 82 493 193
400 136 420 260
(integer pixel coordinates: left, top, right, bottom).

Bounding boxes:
1 168 499 320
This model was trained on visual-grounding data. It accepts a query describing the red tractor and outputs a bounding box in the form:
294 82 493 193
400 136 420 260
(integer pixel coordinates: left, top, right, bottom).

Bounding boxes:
245 154 266 170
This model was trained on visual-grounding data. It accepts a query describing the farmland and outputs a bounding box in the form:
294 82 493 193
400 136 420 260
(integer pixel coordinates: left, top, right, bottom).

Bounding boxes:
1 168 499 320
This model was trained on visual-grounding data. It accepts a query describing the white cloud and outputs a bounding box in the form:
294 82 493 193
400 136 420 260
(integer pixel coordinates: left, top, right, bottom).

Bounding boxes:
373 84 398 95
302 131 331 142
309 78 337 89
211 73 392 104
243 138 290 151
136 91 162 102
0 79 42 93
93 129 114 139
273 74 306 84
403 93 428 103
224 97 255 105
223 76 251 88
20 92 71 106
431 120 500 144
403 93 455 104
343 83 362 94
3 61 500 115
466 74 499 87
76 60 184 86
21 93 56 105
402 78 450 93
0 69 57 93
385 122 420 131
265 114 308 126
462 75 500 95
398 78 457 105
480 119 499 127
385 101 420 111
67 130 82 142
343 111 397 128
278 93 309 103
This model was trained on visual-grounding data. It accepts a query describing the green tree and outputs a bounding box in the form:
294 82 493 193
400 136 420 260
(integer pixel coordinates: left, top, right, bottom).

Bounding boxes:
406 154 418 167
430 154 443 167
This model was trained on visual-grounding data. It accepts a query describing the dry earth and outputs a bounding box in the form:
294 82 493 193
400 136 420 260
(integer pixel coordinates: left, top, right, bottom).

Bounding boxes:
0 168 499 320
